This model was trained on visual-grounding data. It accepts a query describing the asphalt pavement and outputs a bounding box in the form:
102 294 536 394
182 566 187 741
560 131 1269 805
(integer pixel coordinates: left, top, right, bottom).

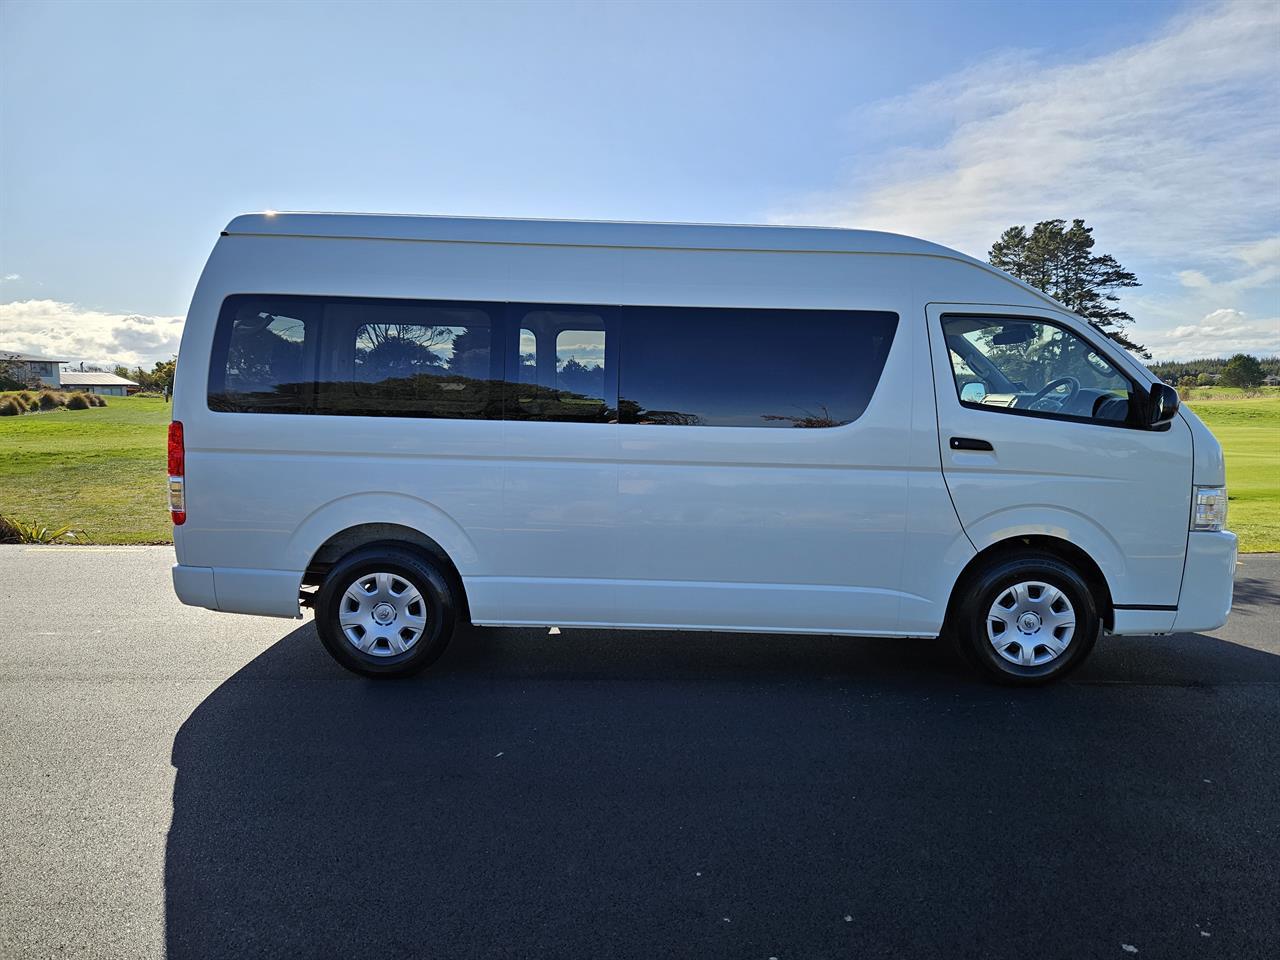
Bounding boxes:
0 547 1276 960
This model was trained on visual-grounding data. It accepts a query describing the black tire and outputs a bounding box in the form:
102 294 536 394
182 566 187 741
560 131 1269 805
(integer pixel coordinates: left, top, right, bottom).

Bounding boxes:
315 545 458 678
953 552 1100 686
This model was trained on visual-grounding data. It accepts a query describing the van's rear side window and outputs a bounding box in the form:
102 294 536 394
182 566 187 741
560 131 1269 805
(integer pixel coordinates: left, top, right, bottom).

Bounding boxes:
208 297 318 414
317 300 497 419
208 295 501 418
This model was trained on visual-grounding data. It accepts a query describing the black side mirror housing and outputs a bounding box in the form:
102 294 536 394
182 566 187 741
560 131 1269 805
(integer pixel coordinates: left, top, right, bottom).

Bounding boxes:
1148 382 1179 428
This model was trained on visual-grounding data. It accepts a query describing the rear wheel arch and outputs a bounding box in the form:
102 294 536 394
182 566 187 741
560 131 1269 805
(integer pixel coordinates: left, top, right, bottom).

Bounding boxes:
302 522 471 623
314 543 459 678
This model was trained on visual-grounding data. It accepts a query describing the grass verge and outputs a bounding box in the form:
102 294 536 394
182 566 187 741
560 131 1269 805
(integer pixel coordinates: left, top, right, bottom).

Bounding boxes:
0 396 171 544
1186 394 1280 553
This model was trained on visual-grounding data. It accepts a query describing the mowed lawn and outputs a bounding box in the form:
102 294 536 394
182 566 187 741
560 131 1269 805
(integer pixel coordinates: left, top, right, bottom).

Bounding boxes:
0 396 171 543
1185 391 1280 553
1 390 1277 549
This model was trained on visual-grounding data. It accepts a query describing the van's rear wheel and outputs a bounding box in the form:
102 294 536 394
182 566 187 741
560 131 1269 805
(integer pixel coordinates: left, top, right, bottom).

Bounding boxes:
954 553 1100 685
315 546 457 678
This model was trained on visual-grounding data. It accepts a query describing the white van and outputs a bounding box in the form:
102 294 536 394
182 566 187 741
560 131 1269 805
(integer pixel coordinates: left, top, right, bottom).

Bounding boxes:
170 213 1236 684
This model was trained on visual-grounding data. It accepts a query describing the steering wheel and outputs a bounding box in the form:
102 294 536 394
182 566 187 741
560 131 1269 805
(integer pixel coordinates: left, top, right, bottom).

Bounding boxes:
1027 376 1080 411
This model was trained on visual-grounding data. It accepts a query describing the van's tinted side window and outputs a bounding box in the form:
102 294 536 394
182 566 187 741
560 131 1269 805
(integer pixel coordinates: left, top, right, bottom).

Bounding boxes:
505 306 616 423
208 297 318 414
210 296 897 426
618 307 897 427
316 300 498 419
209 295 500 418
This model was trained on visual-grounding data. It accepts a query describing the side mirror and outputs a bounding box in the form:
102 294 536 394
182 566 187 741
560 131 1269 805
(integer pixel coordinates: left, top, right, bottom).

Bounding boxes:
960 381 987 403
1148 382 1179 427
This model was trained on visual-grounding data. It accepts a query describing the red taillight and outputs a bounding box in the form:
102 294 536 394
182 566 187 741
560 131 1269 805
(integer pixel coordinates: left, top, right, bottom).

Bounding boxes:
167 420 184 476
168 420 186 525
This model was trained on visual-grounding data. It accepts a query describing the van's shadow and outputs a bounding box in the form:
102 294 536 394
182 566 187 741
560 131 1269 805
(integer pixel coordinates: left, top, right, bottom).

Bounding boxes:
166 595 1280 958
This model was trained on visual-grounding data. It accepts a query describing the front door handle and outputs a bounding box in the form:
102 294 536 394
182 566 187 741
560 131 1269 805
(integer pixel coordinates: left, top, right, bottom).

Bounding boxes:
950 437 994 451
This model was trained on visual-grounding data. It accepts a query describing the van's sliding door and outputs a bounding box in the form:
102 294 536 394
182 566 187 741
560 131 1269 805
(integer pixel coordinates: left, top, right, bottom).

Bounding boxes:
468 305 621 626
610 305 912 635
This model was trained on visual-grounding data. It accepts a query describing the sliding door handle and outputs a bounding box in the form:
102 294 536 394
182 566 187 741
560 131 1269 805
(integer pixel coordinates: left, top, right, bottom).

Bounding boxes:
950 437 994 451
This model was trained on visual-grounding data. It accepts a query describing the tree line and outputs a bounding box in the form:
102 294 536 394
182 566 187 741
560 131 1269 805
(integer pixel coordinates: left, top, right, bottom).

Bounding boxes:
1147 354 1278 388
108 359 176 393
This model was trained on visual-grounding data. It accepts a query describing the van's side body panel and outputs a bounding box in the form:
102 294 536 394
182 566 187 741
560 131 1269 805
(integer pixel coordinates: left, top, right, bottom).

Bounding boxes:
171 214 1232 640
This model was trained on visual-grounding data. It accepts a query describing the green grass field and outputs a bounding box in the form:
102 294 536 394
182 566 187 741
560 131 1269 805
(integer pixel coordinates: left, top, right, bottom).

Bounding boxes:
0 396 172 543
1 390 1277 549
1183 389 1280 553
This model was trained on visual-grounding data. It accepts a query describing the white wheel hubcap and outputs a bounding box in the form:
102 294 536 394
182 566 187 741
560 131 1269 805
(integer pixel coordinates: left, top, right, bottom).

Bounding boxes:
986 580 1076 667
339 571 427 657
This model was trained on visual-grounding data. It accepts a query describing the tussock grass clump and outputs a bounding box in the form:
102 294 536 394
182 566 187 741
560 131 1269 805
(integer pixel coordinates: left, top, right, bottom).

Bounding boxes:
0 397 22 416
88 393 107 407
17 391 34 405
66 392 91 410
37 391 66 410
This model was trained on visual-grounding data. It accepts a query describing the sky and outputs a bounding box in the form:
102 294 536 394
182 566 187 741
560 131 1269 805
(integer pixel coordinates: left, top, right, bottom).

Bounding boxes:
1 0 1276 368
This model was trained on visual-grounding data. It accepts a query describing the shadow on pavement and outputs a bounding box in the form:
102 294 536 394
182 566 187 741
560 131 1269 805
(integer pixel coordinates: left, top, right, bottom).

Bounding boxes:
1225 569 1279 609
166 614 1279 958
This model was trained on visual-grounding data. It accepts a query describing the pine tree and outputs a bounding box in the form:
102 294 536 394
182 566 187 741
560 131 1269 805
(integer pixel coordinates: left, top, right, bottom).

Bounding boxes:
989 219 1147 358
1221 353 1264 388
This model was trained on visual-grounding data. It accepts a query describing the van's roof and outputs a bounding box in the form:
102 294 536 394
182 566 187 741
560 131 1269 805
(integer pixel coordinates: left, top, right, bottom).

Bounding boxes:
223 211 978 260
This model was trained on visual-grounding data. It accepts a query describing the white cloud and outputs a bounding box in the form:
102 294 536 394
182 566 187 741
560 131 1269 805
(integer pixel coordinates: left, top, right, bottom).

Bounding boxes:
772 1 1280 269
0 299 183 369
1143 308 1280 359
1233 235 1280 269
1 274 20 283
1165 235 1280 303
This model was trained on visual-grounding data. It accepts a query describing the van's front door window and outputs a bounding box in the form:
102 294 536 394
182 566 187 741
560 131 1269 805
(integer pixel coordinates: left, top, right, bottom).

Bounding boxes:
941 316 1136 425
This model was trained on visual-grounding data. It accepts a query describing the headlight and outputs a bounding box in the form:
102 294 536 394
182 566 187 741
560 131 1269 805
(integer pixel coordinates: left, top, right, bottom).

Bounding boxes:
1191 486 1227 532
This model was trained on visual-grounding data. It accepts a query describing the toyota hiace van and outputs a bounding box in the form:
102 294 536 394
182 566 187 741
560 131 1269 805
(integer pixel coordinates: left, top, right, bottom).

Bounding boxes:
170 213 1235 683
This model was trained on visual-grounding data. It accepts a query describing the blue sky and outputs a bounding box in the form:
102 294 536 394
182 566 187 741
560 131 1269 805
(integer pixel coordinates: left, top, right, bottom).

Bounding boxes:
1 0 1276 366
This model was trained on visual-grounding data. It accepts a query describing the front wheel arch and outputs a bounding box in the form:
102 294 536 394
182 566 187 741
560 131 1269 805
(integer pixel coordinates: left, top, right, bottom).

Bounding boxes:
945 535 1114 634
952 551 1101 684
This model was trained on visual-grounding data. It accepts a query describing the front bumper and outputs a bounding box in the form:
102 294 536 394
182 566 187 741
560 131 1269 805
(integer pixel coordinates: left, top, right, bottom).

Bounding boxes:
1172 531 1237 633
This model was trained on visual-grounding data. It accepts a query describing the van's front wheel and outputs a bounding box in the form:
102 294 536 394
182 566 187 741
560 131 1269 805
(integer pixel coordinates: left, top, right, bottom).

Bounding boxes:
315 546 457 678
954 553 1100 685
